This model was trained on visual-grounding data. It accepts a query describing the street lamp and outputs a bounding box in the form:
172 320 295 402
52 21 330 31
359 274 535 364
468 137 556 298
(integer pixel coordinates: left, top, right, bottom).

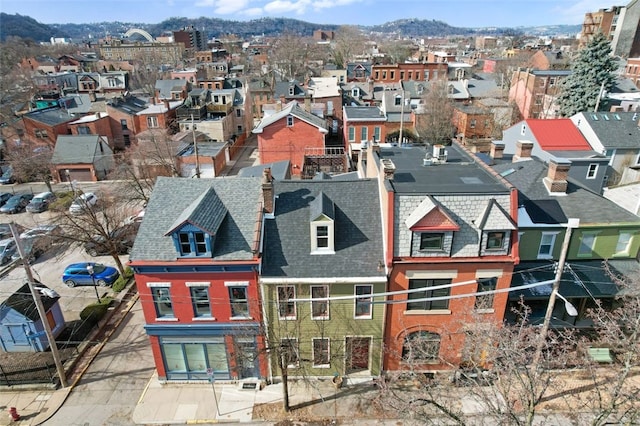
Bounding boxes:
86 264 101 303
555 292 578 317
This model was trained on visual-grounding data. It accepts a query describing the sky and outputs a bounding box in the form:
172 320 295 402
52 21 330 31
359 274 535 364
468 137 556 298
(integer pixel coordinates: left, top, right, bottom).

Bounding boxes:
0 0 622 28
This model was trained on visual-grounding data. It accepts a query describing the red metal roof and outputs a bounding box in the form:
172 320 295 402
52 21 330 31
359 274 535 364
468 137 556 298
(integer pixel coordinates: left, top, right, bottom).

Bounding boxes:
526 119 591 151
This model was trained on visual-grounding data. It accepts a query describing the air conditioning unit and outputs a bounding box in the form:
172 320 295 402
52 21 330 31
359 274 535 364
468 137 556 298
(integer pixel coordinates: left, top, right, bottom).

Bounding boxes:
433 145 448 163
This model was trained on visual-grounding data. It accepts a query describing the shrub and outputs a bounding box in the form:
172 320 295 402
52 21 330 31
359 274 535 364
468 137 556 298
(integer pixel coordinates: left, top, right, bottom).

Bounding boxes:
112 267 134 293
79 297 113 325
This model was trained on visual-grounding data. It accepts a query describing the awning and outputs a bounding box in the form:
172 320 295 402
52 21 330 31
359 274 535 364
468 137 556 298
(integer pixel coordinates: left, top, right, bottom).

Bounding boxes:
508 260 633 301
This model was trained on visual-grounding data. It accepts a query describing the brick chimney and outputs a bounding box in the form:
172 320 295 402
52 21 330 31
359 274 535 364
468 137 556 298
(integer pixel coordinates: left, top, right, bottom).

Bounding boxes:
262 167 274 214
381 159 396 180
543 159 571 194
513 141 533 162
490 141 505 159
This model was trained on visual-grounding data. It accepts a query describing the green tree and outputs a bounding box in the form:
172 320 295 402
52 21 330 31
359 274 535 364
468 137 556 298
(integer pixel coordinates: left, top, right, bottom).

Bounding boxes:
557 32 617 117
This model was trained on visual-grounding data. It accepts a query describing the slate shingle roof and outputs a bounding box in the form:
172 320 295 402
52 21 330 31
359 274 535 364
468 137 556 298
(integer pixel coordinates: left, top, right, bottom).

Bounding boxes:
2 283 59 322
493 158 640 225
51 135 106 164
573 111 640 149
262 179 385 279
130 176 263 262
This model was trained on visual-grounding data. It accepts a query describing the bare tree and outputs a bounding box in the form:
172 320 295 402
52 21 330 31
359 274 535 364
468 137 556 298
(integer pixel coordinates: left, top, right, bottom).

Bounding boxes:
415 80 455 146
50 186 137 276
110 129 181 204
270 33 321 81
4 140 53 190
576 263 640 426
332 26 367 68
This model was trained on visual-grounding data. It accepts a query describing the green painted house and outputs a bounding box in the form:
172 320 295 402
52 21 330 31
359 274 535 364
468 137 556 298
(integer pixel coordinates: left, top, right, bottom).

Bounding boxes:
260 177 387 382
494 157 640 327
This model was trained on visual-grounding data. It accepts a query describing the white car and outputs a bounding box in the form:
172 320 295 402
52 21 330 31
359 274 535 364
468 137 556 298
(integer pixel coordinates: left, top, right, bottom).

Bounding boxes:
69 192 98 214
19 224 59 240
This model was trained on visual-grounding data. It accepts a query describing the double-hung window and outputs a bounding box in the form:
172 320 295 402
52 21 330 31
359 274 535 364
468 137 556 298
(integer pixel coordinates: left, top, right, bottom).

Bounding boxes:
354 285 372 318
312 338 330 367
615 232 633 255
151 286 174 318
474 277 497 310
578 233 597 256
147 116 159 128
361 126 368 141
311 285 329 319
587 164 598 179
537 232 558 259
228 285 249 318
277 286 296 319
402 331 440 362
348 127 355 142
407 279 451 311
178 231 209 257
190 286 211 318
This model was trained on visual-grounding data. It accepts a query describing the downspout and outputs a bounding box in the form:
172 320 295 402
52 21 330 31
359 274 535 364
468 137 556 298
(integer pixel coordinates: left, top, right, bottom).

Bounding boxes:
510 187 520 265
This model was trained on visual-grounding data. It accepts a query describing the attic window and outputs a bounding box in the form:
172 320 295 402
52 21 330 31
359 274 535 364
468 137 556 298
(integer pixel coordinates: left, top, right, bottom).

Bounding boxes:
178 231 211 257
394 95 402 106
289 86 295 96
311 223 334 254
287 115 294 127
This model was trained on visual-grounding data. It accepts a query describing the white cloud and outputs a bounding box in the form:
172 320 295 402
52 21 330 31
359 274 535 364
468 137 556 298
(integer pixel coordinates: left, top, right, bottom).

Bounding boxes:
264 0 310 15
310 0 362 11
551 0 616 25
194 0 252 15
243 7 265 16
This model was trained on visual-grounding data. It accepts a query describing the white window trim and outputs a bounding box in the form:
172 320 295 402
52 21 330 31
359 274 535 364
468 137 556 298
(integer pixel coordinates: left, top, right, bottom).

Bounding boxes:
312 337 331 368
186 281 211 287
587 163 598 179
277 285 297 320
537 231 559 259
614 232 634 256
224 281 249 287
310 285 330 320
147 282 171 288
310 221 335 254
354 284 373 319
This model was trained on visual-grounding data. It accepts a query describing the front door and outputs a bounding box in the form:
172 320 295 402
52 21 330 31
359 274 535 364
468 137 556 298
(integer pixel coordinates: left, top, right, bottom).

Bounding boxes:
235 337 258 379
346 337 370 373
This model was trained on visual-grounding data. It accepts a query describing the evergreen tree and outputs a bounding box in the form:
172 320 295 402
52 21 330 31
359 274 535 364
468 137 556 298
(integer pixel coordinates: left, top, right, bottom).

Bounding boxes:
557 32 617 117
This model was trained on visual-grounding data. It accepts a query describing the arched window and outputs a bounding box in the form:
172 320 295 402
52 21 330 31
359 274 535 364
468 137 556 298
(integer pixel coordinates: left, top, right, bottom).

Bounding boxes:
402 331 440 362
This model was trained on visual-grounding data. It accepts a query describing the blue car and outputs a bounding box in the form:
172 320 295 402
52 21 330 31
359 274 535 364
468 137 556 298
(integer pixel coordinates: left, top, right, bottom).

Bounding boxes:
62 262 120 288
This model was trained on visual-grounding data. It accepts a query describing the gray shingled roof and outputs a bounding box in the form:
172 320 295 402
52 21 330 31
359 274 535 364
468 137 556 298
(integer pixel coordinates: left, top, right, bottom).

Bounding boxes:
253 101 327 133
573 111 640 149
238 161 291 180
23 108 77 126
262 179 386 279
1 283 59 322
130 176 262 262
343 106 385 121
51 135 106 164
493 158 640 225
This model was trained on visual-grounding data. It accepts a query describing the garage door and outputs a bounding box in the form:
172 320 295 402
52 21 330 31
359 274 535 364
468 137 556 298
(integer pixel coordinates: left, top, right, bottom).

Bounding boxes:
59 168 92 182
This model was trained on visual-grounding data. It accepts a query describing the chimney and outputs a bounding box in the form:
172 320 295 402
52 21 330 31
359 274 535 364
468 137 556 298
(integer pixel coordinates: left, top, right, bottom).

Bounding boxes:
164 99 170 110
262 167 274 214
381 159 396 180
543 159 571 194
490 141 504 159
513 141 533 162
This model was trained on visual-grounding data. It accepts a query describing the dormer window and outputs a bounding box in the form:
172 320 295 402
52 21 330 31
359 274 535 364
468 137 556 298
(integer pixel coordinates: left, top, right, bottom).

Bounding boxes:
420 233 444 251
310 192 335 254
178 231 211 257
486 232 505 250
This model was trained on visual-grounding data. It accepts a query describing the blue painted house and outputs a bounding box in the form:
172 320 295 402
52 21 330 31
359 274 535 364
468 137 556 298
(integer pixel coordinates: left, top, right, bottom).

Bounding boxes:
0 283 65 352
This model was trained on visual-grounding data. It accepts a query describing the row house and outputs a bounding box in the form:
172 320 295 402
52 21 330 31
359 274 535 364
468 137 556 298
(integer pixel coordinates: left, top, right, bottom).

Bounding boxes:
248 77 275 125
252 101 351 178
155 79 191 102
306 77 343 138
452 104 496 152
571 111 640 186
129 177 269 382
491 146 640 328
196 62 229 80
346 63 372 82
261 176 387 381
623 57 640 88
501 119 610 194
509 68 571 119
358 140 519 371
371 63 447 84
31 71 129 98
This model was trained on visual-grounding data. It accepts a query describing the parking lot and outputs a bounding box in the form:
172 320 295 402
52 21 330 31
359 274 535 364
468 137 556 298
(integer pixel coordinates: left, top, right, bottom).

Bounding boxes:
0 197 130 323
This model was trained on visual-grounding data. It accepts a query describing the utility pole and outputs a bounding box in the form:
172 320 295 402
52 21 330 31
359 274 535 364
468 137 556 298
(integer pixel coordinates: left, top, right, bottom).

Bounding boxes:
398 90 405 145
532 218 580 369
191 114 201 178
10 223 67 388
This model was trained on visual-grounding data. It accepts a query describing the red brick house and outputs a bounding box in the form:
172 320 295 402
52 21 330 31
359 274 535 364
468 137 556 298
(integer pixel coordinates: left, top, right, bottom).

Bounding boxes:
22 108 76 147
372 63 448 84
129 176 269 383
358 141 518 372
253 101 329 177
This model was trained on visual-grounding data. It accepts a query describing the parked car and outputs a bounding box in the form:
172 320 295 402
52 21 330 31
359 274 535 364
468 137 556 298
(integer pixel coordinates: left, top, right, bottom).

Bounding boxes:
11 236 45 264
19 224 60 240
26 191 56 213
0 192 12 207
69 192 98 215
84 223 139 257
0 167 15 184
62 262 120 287
0 223 24 240
0 238 17 265
0 193 33 214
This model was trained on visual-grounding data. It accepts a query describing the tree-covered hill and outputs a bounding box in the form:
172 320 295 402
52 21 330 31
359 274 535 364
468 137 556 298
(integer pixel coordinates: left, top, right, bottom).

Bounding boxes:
0 13 64 42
